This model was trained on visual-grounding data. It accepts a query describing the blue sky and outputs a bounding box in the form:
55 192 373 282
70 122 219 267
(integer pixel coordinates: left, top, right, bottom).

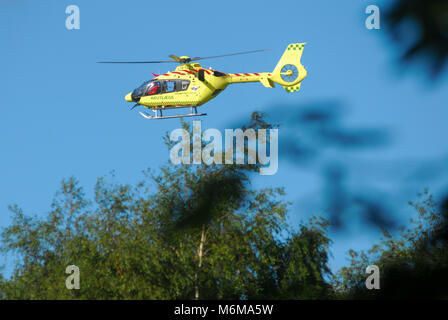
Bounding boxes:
1 0 448 276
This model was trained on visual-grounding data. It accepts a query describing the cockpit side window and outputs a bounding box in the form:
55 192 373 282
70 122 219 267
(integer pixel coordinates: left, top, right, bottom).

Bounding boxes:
164 80 176 93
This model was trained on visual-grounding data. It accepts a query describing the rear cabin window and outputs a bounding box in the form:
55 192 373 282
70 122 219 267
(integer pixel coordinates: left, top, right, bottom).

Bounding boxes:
179 80 190 91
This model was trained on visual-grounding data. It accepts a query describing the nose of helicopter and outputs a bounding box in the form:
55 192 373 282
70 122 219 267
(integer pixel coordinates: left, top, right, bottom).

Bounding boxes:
125 92 133 102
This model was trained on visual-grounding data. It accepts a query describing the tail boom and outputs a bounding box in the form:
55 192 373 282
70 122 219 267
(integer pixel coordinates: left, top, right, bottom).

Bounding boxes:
226 72 276 88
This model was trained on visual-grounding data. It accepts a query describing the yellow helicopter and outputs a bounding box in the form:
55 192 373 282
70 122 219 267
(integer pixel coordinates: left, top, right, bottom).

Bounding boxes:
99 43 307 120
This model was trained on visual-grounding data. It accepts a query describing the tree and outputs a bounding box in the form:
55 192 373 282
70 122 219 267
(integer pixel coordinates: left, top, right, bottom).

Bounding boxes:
0 115 333 299
334 189 448 299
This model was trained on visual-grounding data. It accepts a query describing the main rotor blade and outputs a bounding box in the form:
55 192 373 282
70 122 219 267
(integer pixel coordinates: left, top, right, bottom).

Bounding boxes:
98 49 270 64
190 49 271 62
97 60 175 64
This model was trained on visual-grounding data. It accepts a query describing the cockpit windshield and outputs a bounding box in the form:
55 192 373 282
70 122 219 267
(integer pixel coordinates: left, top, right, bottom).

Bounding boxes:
132 80 160 99
131 79 190 101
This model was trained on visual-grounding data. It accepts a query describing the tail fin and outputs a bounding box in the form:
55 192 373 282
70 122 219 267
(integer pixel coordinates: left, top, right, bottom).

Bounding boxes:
269 43 307 93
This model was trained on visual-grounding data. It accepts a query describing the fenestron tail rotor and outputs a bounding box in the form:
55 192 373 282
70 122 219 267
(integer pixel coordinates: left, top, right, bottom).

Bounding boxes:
97 49 270 64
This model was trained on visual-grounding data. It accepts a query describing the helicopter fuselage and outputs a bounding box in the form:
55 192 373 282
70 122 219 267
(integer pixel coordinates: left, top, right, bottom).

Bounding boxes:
125 62 273 110
120 42 308 119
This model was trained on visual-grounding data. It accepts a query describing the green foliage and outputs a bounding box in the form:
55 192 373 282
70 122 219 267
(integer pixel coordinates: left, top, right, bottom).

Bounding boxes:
333 189 448 299
0 116 332 300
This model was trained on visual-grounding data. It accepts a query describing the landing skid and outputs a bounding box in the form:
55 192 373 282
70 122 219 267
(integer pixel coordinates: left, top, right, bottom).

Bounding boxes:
138 106 207 120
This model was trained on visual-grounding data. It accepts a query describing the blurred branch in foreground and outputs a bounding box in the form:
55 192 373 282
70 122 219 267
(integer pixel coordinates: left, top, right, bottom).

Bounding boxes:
385 0 448 78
